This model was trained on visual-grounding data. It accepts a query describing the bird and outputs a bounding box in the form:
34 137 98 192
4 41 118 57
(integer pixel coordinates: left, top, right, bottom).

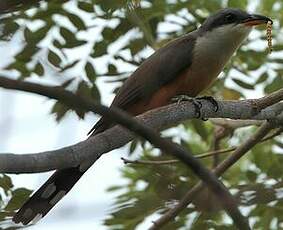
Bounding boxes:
13 8 272 225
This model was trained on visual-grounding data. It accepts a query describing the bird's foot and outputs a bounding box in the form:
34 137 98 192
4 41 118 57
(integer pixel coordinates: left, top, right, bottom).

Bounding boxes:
196 96 219 112
172 95 218 120
172 95 194 104
171 95 203 118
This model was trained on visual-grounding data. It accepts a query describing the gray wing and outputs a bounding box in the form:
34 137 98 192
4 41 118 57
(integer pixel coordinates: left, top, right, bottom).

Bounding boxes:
89 32 197 135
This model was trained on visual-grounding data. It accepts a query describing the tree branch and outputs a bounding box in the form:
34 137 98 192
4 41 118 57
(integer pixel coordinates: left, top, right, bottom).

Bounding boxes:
0 76 282 174
149 122 275 230
0 77 251 229
121 148 236 165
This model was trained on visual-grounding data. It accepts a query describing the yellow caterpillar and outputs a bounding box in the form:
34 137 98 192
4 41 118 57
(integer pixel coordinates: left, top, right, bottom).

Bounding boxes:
266 21 273 53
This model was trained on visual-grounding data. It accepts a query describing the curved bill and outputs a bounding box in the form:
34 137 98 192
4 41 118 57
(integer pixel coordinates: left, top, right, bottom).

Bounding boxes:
243 14 273 26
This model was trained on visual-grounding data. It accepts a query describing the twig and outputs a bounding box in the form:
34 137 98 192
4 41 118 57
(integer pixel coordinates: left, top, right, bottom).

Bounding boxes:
197 148 235 159
121 157 179 165
261 127 283 141
121 148 236 165
253 88 283 110
149 122 274 230
210 118 263 128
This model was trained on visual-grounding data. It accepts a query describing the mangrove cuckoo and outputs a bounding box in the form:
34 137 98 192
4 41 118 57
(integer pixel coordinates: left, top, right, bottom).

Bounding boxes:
13 8 272 225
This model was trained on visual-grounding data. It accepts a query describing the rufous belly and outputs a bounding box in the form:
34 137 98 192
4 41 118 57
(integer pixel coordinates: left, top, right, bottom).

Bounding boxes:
127 67 217 116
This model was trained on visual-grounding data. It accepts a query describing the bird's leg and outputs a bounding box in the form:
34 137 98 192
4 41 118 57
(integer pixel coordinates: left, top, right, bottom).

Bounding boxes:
171 95 193 104
196 96 219 112
171 95 202 118
171 95 218 120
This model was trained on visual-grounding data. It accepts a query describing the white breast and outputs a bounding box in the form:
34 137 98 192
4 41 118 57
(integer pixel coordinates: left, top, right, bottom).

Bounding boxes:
189 24 251 86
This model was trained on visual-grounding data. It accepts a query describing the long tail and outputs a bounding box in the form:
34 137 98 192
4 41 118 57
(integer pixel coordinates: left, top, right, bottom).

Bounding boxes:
13 164 91 225
13 118 108 225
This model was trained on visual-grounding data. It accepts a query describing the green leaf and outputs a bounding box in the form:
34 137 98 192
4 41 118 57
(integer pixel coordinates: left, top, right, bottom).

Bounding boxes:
23 27 32 41
126 38 146 56
85 62 96 81
77 2 94 12
58 27 88 48
101 27 114 41
0 21 19 40
256 72 269 84
5 188 32 212
0 175 13 195
34 62 44 76
108 63 117 75
60 60 80 72
191 120 209 142
15 44 39 62
222 87 242 100
232 78 254 90
91 85 101 101
5 61 30 78
48 49 62 67
91 41 108 57
129 139 138 154
228 0 247 8
60 27 76 41
66 12 87 30
65 39 88 48
246 170 258 182
24 24 51 44
51 101 69 121
264 75 283 93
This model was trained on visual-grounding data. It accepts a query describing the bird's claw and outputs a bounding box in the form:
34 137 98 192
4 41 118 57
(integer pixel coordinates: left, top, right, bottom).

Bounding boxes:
192 99 202 118
172 95 218 120
196 96 219 112
172 95 203 118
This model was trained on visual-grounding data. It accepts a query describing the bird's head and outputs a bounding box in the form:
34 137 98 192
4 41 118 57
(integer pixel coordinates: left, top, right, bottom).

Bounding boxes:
199 8 272 43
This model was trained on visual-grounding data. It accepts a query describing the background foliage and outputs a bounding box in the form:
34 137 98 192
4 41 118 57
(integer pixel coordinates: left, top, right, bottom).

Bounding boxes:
0 0 283 229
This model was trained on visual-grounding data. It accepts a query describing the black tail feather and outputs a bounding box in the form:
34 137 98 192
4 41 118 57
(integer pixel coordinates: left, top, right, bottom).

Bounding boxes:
13 166 86 225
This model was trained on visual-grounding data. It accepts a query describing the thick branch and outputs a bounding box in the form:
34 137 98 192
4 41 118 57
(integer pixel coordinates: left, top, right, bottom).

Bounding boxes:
0 76 282 173
0 101 282 173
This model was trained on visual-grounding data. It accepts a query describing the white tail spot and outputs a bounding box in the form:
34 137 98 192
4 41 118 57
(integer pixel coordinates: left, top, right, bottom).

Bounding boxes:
41 183 56 199
31 213 43 224
49 191 66 205
23 208 33 219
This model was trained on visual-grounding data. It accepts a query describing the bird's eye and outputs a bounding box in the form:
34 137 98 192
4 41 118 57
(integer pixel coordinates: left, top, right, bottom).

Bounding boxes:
225 13 235 22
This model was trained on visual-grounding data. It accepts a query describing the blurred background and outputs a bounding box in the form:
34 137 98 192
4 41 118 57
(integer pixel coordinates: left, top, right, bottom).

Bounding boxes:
0 0 283 229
